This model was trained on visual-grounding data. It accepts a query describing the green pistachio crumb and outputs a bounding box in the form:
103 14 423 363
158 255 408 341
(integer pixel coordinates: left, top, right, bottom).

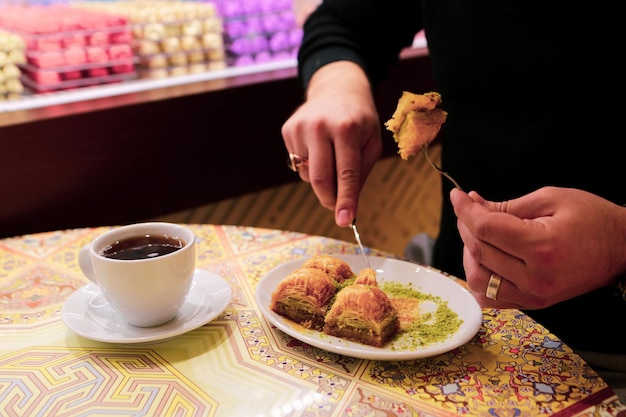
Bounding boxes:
382 281 463 350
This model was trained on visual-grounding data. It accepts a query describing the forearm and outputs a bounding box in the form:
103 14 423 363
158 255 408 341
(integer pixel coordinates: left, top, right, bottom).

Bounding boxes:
306 61 372 101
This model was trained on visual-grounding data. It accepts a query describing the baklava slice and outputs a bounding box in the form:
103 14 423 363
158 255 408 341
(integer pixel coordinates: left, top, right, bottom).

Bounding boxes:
302 255 355 283
270 267 337 330
323 283 400 347
354 268 378 286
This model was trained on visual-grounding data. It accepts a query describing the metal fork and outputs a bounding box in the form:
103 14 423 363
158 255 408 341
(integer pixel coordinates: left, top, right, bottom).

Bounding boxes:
421 144 463 191
351 218 371 269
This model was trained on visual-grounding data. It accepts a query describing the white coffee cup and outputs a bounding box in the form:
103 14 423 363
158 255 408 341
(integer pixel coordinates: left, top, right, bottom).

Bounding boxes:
78 222 196 327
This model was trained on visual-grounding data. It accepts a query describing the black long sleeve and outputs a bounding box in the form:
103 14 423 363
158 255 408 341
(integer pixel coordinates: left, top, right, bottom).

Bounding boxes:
297 0 422 89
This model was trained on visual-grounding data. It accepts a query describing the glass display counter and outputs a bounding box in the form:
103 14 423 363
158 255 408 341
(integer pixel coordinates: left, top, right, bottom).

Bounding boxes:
0 46 431 239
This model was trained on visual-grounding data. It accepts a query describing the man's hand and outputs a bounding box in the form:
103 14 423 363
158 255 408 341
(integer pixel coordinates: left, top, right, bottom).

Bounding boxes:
450 186 626 309
281 61 382 227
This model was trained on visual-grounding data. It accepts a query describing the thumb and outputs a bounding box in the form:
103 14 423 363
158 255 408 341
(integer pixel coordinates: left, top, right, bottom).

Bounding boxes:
470 189 555 220
467 190 514 215
467 190 487 205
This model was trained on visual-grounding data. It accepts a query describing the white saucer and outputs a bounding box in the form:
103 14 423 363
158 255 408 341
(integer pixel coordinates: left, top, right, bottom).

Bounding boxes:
62 269 232 344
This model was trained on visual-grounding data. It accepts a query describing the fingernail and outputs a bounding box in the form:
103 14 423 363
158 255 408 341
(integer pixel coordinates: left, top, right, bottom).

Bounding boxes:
337 209 351 227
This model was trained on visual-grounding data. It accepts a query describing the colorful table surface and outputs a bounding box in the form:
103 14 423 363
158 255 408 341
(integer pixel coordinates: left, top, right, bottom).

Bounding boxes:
1 224 625 417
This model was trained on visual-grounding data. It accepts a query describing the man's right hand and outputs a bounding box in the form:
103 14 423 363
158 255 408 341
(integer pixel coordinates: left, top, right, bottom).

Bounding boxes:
281 61 382 227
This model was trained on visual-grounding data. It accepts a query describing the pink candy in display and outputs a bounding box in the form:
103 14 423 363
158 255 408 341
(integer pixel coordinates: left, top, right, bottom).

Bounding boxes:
111 63 134 74
88 31 109 46
110 30 131 44
108 44 132 60
29 51 64 68
63 48 86 66
87 67 108 77
86 47 107 63
31 36 62 51
32 69 61 84
62 70 82 81
61 33 86 49
34 18 61 34
0 3 136 92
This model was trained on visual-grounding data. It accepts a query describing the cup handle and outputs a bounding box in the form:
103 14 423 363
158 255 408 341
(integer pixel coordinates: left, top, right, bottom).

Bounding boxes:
78 244 98 284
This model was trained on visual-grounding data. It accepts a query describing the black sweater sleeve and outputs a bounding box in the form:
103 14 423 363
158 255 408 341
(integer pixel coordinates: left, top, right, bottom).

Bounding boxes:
297 0 423 90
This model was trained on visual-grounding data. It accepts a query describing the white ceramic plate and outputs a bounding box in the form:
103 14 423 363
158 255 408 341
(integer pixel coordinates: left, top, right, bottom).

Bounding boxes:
62 269 232 344
256 255 482 360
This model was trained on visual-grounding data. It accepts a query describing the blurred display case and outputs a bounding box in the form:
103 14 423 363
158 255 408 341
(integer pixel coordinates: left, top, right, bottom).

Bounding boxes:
0 0 432 240
75 1 228 78
0 0 307 111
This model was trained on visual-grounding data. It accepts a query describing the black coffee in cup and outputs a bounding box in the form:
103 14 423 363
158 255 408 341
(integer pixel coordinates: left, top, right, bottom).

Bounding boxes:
101 234 185 260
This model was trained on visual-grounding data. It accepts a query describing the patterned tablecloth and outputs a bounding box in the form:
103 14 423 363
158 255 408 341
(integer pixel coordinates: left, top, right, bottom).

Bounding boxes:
1 224 625 417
